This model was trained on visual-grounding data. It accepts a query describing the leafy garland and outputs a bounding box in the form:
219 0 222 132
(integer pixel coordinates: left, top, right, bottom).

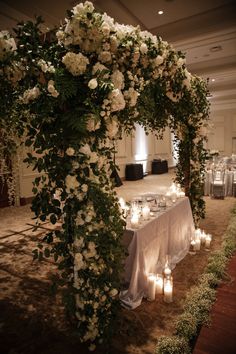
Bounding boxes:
0 1 210 350
155 204 236 354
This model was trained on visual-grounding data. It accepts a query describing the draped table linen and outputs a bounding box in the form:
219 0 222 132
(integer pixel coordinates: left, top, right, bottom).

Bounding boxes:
120 197 195 309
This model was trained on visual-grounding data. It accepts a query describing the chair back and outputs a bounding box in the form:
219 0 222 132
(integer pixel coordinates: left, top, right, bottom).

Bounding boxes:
212 168 225 184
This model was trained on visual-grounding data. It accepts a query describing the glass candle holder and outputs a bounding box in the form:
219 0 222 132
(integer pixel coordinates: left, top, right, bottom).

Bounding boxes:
147 273 156 301
163 276 173 303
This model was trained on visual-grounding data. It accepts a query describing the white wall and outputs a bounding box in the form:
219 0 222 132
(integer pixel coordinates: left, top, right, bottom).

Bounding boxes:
116 124 174 178
207 106 236 156
18 107 236 199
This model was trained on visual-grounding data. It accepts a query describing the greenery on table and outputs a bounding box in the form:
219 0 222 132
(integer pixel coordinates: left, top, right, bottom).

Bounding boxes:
0 1 210 350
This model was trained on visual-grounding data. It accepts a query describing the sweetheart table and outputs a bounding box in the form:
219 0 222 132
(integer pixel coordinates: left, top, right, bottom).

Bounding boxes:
120 197 195 309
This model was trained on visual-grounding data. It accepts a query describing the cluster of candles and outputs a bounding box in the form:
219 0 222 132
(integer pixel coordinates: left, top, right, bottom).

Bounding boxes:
119 197 151 228
165 183 185 203
147 262 173 303
190 228 212 253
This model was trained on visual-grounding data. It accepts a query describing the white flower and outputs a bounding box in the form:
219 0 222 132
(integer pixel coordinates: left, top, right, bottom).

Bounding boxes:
109 89 126 112
106 119 119 138
79 144 91 155
21 86 40 104
177 57 186 67
111 70 124 90
86 115 101 132
98 51 112 63
166 90 181 102
88 78 98 89
0 31 16 60
74 253 84 270
140 42 148 54
62 52 89 76
81 184 88 192
124 87 139 107
65 175 80 191
38 59 55 73
66 147 75 156
47 80 59 98
109 288 118 297
153 55 164 66
92 62 109 77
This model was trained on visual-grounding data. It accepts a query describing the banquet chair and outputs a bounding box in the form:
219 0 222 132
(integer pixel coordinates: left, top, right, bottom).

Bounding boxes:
210 168 226 199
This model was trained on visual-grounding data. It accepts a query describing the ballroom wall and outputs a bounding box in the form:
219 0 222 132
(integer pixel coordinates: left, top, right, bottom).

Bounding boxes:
17 107 236 200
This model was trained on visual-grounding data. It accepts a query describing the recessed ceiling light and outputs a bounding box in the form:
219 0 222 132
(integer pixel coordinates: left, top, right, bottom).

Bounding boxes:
211 79 215 82
158 10 164 15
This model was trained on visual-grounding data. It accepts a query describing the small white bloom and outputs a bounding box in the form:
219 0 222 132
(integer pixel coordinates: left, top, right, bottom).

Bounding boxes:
65 175 80 191
140 42 148 54
66 147 75 156
88 78 98 89
109 288 118 297
47 80 59 98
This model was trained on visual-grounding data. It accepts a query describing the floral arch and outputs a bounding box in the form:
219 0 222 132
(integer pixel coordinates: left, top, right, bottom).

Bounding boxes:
0 1 210 351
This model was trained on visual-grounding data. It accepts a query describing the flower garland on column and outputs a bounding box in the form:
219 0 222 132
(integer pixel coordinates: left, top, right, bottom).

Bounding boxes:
1 1 210 350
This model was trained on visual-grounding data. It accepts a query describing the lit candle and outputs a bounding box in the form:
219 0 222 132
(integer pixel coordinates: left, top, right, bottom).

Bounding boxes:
164 266 171 277
205 234 212 248
155 274 163 294
189 240 196 254
171 192 177 203
119 197 126 209
194 238 201 251
147 273 156 301
201 231 206 245
164 276 173 303
142 205 150 220
131 212 139 228
179 191 185 198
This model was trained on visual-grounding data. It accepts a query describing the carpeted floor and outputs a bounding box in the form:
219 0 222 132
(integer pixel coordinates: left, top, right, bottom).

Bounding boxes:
0 172 235 354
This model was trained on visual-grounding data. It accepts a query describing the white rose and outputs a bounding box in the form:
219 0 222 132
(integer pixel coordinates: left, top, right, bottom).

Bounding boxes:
109 288 118 297
153 55 164 66
88 78 98 89
140 42 148 54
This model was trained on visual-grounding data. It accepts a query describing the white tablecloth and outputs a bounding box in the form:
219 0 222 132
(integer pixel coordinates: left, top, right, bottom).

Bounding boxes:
204 170 234 196
120 197 195 309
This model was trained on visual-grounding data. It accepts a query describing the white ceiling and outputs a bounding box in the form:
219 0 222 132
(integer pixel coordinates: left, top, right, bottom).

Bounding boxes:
1 0 236 110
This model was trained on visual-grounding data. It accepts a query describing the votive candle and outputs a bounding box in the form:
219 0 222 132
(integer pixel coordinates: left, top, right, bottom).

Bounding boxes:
164 276 173 303
147 273 156 301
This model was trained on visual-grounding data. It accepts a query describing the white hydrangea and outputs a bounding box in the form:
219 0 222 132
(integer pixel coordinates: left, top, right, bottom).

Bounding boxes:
62 52 89 76
98 51 112 63
86 114 101 132
4 61 25 83
124 87 140 107
106 119 119 138
108 89 126 112
111 69 124 90
21 86 40 104
72 1 94 17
